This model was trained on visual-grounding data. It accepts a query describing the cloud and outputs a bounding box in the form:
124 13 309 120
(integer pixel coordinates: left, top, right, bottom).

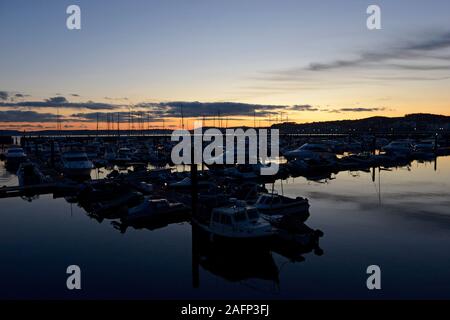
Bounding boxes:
46 96 68 104
289 104 319 111
71 111 163 123
303 31 450 72
0 91 8 100
104 96 129 101
261 30 450 85
0 110 59 122
71 93 80 97
143 101 287 118
14 93 30 98
0 96 120 110
69 101 291 122
340 107 385 112
328 107 386 113
6 124 44 129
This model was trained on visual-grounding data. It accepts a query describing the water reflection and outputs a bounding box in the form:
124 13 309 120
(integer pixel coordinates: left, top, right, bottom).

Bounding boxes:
1 156 450 298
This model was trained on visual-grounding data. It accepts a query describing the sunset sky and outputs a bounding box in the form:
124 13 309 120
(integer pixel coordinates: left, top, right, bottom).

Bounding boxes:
1 0 450 130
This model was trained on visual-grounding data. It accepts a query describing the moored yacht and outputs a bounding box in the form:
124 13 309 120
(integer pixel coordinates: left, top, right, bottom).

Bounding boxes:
283 143 337 161
115 147 132 166
61 150 94 177
193 200 274 239
5 147 27 164
414 140 437 152
381 140 414 155
254 193 310 219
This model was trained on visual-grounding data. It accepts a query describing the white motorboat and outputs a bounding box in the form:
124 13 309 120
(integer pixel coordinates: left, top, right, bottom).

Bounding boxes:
381 140 414 155
254 193 310 218
61 151 94 177
115 147 132 165
194 200 274 239
5 147 27 164
414 140 437 152
283 143 337 162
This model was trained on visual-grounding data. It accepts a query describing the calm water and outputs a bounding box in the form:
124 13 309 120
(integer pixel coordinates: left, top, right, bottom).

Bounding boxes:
1 157 450 299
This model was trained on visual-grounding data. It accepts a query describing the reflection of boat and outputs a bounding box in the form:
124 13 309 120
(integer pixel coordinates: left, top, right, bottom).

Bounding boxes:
254 193 309 219
61 151 93 177
112 212 188 234
270 219 324 262
197 233 279 284
193 217 324 286
193 200 274 239
288 157 336 173
125 198 188 223
91 191 143 215
338 153 377 169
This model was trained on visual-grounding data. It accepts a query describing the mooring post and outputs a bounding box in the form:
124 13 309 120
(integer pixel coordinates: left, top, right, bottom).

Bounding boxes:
190 137 200 289
190 142 198 218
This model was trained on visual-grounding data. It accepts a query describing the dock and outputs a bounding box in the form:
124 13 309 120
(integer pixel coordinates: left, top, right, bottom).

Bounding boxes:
0 182 79 199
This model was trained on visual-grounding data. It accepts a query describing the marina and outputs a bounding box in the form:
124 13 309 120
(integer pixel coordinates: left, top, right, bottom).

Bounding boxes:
1 133 450 299
2 0 450 306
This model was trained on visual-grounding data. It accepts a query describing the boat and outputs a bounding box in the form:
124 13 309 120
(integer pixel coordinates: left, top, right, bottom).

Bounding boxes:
283 143 336 161
114 147 132 166
125 198 188 222
381 140 414 155
104 145 116 162
193 200 274 239
414 140 438 152
61 150 94 177
5 147 27 164
168 177 215 190
254 193 310 219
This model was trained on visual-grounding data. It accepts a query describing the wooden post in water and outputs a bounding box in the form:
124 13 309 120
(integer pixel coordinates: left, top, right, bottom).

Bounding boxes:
190 137 200 288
